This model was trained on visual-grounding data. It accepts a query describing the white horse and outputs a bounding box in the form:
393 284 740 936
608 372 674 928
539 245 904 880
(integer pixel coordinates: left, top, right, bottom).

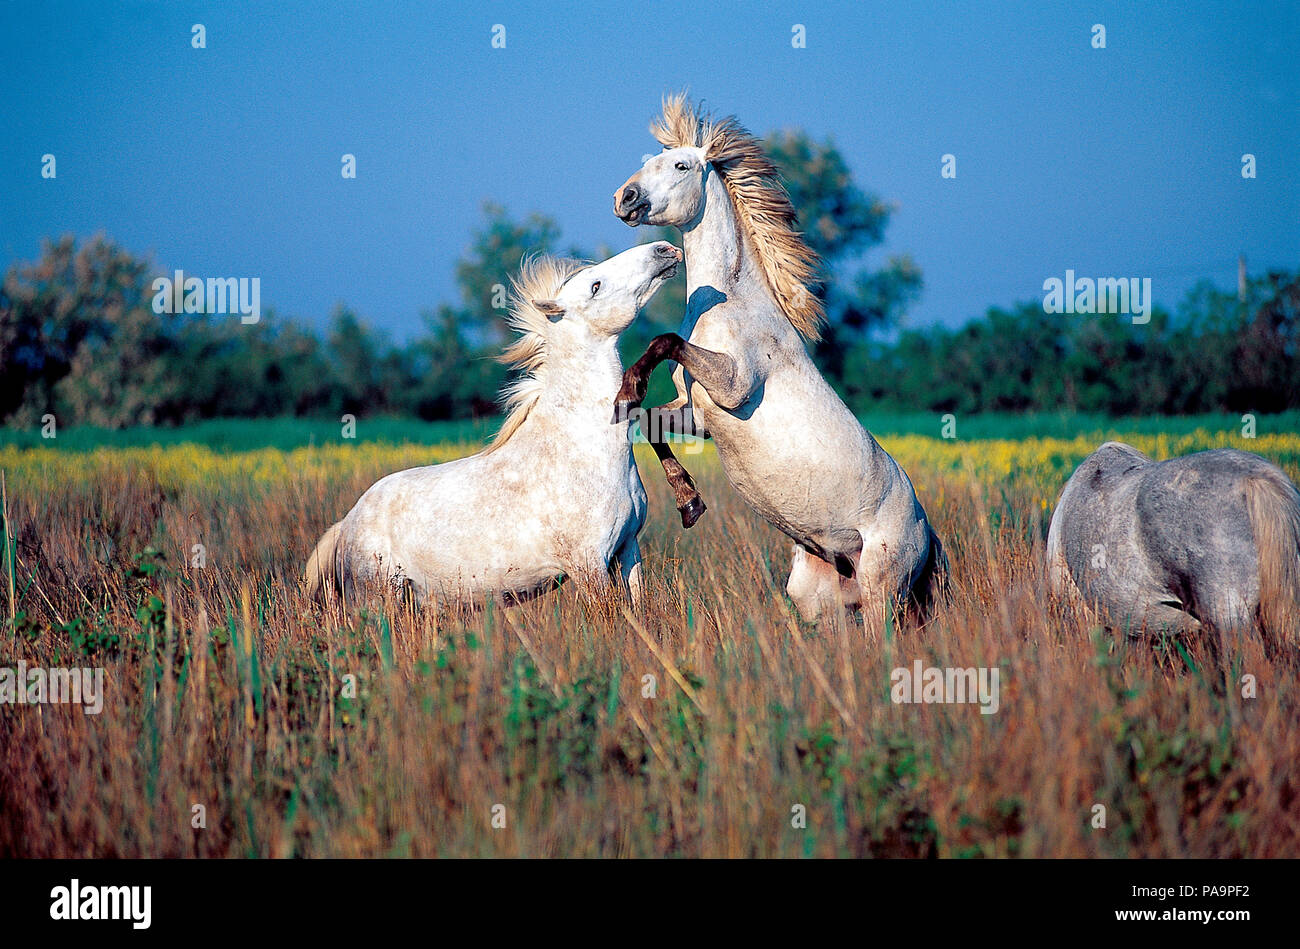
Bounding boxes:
304 241 683 607
611 96 945 623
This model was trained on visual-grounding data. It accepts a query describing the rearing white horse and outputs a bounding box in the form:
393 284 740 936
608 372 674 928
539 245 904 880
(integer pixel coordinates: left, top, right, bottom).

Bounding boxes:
612 96 945 623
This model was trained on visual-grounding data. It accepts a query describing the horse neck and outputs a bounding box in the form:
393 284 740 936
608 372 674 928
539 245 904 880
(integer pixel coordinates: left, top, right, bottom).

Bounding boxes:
681 169 789 338
524 334 628 445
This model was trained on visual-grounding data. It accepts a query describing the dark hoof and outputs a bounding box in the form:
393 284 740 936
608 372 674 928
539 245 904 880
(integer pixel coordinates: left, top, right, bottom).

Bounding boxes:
678 495 706 529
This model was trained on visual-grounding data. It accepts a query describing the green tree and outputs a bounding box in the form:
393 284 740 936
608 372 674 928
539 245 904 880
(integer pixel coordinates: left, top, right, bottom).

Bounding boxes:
174 313 334 420
0 234 181 427
404 305 502 419
324 305 413 415
1235 271 1300 412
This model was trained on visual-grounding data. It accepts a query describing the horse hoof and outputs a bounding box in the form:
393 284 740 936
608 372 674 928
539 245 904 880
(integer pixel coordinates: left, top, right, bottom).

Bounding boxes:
678 495 706 528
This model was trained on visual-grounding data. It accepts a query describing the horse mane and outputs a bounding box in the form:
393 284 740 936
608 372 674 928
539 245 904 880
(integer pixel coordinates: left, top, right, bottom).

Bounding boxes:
650 93 825 341
483 255 588 455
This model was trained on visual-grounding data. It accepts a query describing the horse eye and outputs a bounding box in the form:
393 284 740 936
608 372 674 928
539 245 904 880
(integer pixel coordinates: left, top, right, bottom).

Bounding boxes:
590 281 601 296
675 161 689 172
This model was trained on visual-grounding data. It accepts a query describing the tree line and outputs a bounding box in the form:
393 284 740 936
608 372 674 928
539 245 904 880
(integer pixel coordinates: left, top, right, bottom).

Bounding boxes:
2 129 1295 429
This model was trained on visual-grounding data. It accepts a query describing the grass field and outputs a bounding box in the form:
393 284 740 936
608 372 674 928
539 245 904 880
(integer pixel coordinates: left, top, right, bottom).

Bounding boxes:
2 415 1299 857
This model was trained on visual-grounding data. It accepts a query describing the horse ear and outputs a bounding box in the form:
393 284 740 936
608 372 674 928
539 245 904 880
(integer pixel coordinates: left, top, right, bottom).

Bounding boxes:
533 299 564 322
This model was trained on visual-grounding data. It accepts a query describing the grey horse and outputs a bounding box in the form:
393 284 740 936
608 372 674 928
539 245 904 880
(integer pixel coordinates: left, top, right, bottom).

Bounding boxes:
1047 441 1300 646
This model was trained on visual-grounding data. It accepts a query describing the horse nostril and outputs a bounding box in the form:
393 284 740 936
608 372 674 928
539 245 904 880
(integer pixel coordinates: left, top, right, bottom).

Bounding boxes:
620 186 640 208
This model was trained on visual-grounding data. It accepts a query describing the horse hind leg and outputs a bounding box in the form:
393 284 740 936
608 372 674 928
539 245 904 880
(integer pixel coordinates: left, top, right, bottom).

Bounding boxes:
1183 581 1259 663
1131 599 1204 638
786 544 859 623
855 525 932 629
905 525 949 620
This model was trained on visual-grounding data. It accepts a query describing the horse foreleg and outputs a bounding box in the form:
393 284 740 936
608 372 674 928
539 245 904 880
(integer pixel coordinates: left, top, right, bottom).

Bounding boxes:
611 333 679 418
612 340 709 529
614 333 754 414
647 432 706 528
615 538 644 608
565 558 615 612
612 333 754 530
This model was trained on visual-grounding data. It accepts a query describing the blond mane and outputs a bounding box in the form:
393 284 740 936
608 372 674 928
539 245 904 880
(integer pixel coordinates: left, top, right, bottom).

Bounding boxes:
650 93 825 341
483 255 588 454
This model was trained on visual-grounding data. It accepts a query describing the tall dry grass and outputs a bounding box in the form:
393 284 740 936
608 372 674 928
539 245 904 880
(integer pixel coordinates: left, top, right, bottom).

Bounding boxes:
1 438 1297 857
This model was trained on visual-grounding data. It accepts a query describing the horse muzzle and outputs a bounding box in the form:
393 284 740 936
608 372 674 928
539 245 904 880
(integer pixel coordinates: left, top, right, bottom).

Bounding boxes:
614 184 650 225
652 241 682 278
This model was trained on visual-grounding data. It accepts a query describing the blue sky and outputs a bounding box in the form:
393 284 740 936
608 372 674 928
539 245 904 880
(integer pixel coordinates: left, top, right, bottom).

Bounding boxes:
1 0 1296 339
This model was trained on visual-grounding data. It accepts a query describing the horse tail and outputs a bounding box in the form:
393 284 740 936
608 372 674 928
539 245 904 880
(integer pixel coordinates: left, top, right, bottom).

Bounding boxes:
303 521 344 600
1244 471 1300 647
